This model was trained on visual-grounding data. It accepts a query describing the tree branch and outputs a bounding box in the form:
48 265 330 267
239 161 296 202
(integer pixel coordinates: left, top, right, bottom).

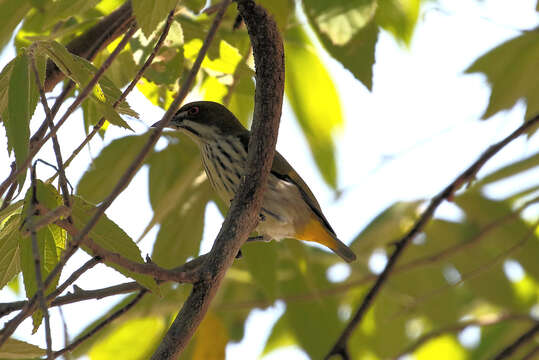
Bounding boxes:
29 165 53 359
52 290 147 359
325 113 539 360
492 322 539 360
150 1 284 358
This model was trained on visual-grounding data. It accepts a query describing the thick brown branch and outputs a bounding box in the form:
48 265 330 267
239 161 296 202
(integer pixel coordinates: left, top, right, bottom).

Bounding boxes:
150 1 284 358
325 113 539 360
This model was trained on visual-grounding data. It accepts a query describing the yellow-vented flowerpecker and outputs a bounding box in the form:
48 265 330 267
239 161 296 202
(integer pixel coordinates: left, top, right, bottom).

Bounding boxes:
152 101 356 263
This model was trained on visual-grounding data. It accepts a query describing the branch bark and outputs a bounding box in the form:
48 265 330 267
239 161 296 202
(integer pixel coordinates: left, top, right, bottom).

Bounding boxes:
150 1 284 358
325 113 539 360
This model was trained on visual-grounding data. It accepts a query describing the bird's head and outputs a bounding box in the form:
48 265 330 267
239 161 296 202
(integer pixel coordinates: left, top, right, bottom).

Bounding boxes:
152 101 246 142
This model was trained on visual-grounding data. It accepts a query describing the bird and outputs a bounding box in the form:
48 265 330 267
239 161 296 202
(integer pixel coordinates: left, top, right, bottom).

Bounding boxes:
152 101 356 263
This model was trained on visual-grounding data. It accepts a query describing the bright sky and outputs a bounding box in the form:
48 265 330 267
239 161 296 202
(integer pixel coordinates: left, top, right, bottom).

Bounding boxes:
0 0 538 359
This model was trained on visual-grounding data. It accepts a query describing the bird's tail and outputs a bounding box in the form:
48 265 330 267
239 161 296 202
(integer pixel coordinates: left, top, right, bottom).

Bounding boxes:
297 217 357 263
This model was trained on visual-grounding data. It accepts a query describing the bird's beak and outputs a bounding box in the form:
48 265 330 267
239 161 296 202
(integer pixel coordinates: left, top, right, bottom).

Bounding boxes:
150 110 188 129
150 119 168 128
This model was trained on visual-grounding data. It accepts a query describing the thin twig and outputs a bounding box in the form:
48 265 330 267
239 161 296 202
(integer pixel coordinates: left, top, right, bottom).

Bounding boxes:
0 164 17 210
492 322 539 360
0 25 137 349
29 165 53 359
30 51 71 213
47 257 101 302
151 0 284 357
52 290 147 359
384 220 538 325
57 307 71 360
325 113 539 360
49 10 176 183
53 218 198 283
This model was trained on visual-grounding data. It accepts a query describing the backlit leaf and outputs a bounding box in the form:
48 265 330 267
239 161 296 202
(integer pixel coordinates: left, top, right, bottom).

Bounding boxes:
466 31 539 122
375 0 420 45
6 53 35 187
0 337 45 359
284 26 343 189
0 0 32 50
70 196 159 293
132 0 178 37
77 134 150 204
0 215 22 290
88 317 165 360
192 312 228 360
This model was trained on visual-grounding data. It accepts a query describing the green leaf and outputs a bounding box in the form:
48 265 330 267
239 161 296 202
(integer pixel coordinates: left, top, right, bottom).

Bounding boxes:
88 317 166 360
0 337 46 359
263 314 296 355
476 151 539 186
0 215 22 290
226 64 255 126
258 0 293 31
0 58 15 120
350 200 423 262
0 0 32 50
279 253 341 359
70 196 159 293
36 40 138 127
6 52 36 188
192 312 228 360
19 225 59 331
132 0 178 37
77 134 150 204
243 240 278 299
0 200 23 225
301 0 380 89
38 0 101 31
466 31 539 121
144 137 202 235
375 0 420 45
284 26 343 189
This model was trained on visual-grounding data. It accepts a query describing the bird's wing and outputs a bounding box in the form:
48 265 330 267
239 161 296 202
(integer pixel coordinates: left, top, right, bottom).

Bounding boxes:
238 132 337 236
271 152 337 236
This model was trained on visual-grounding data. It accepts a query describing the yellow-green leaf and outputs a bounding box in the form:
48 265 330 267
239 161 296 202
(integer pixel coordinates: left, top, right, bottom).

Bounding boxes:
0 337 46 359
6 53 35 188
88 317 166 360
466 31 539 122
192 312 228 360
132 0 178 37
0 215 22 290
375 0 420 46
77 134 150 204
0 0 32 50
285 26 343 188
71 196 159 293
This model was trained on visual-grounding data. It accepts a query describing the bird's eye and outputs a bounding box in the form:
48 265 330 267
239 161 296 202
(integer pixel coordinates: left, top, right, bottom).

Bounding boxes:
188 106 199 116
